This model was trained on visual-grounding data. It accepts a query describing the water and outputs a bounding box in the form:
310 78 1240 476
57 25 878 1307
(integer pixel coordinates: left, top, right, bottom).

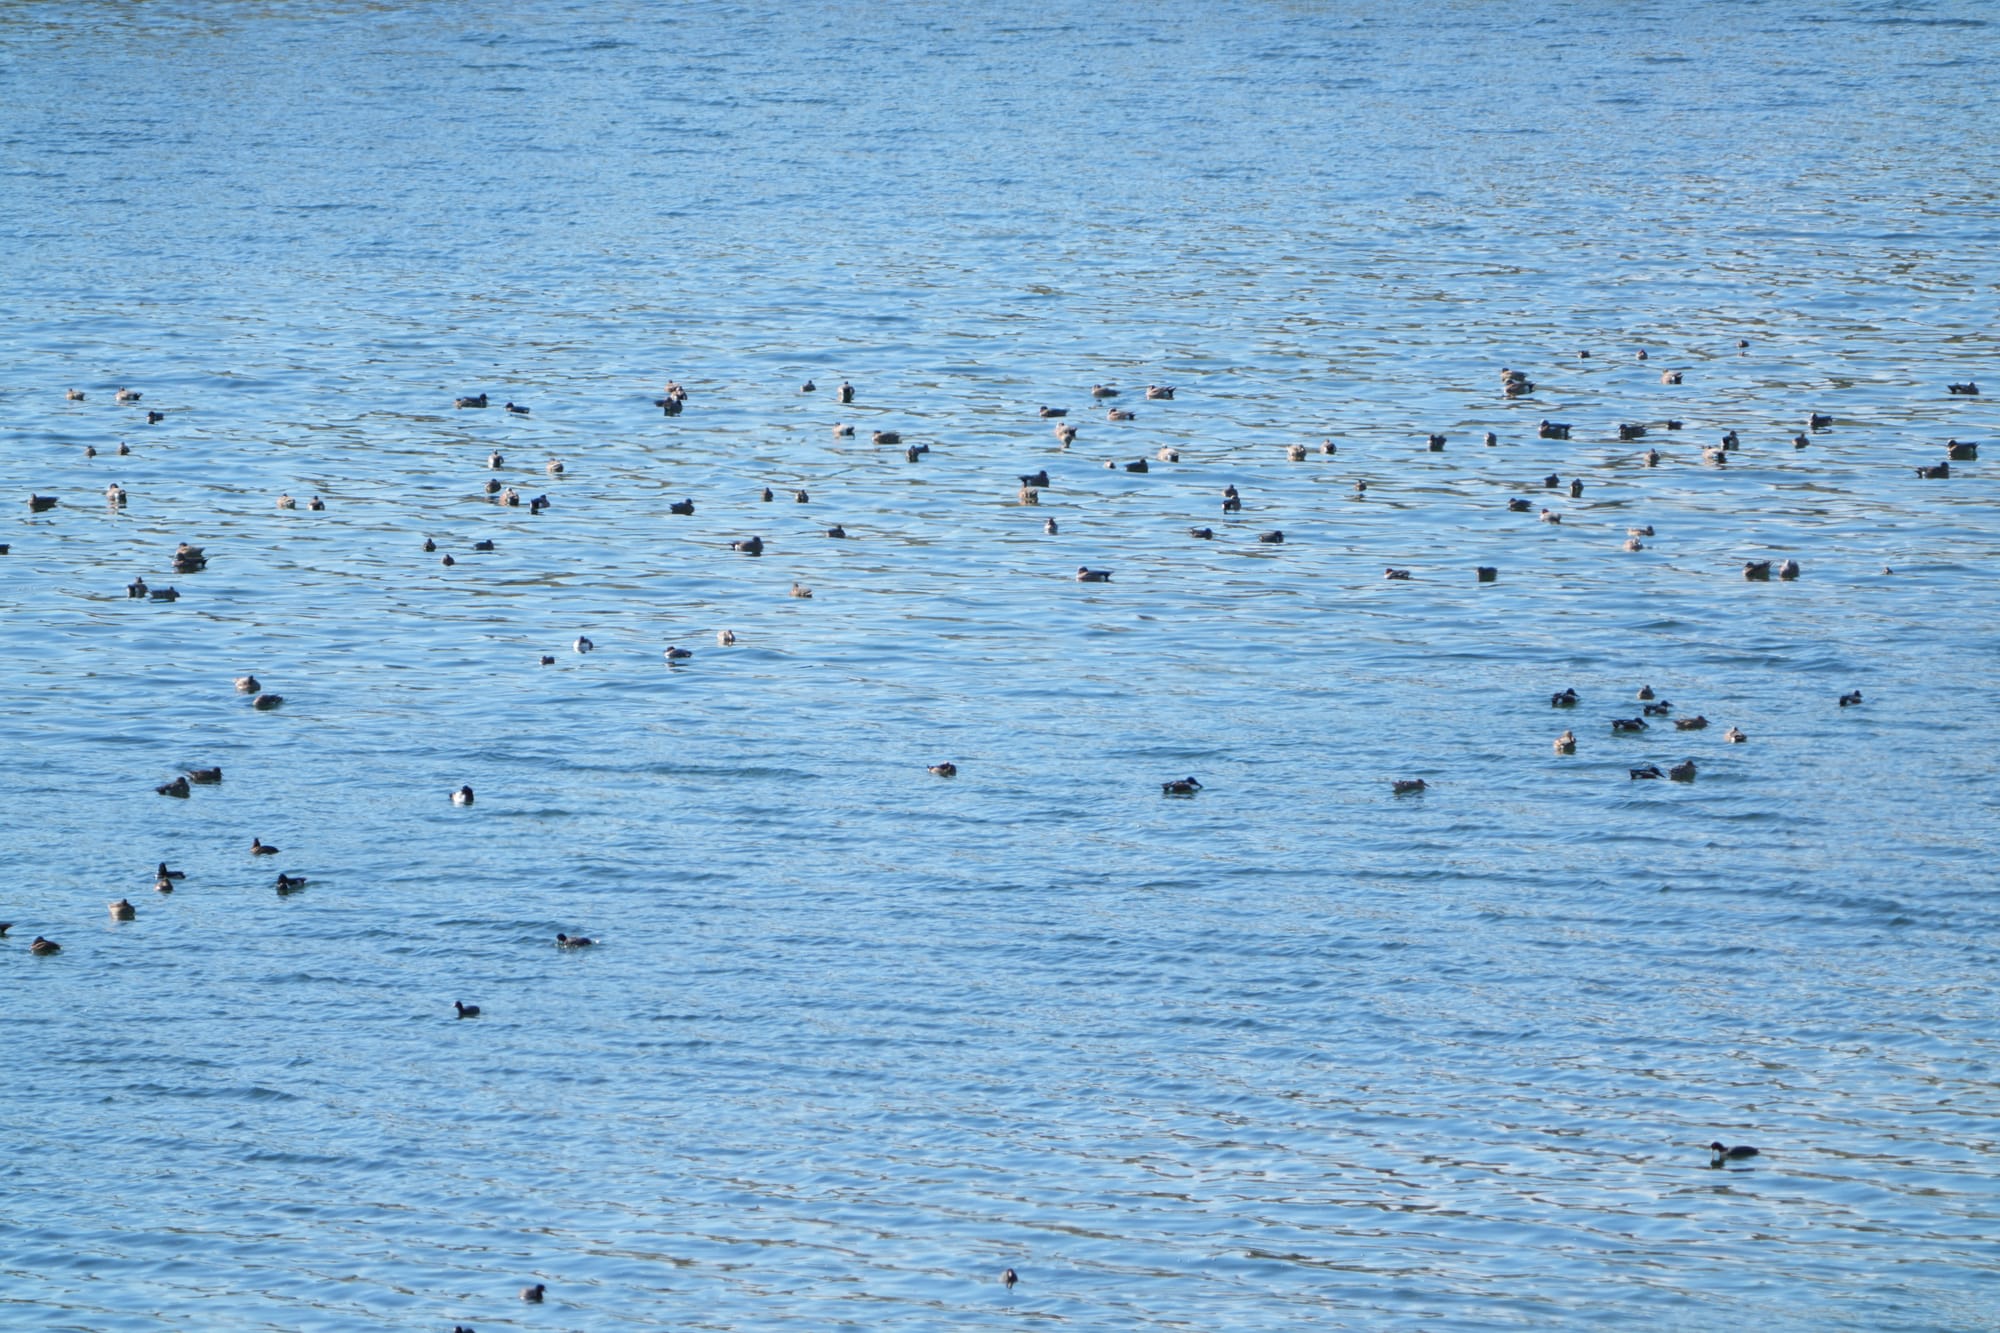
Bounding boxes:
3 1 1999 1328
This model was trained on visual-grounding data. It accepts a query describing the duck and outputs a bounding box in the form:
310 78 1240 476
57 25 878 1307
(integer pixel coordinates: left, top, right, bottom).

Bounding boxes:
790 583 813 599
1043 518 1058 534
1157 446 1180 462
276 494 296 509
1643 701 1673 716
1947 382 1979 395
573 636 594 654
1391 778 1427 795
1019 470 1050 489
109 899 136 921
106 484 127 506
307 496 325 511
1106 408 1136 421
1917 461 1949 479
799 379 816 393
825 524 848 538
1637 685 1655 700
1778 559 1800 580
452 785 475 805
837 381 855 403
116 441 130 455
1542 474 1561 490
1221 485 1242 513
668 498 695 515
270 872 302 891
1287 443 1307 462
546 459 565 475
1612 717 1649 733
1322 439 1339 454
1039 406 1068 418
252 692 284 709
1666 420 1683 430
1508 498 1532 512
1568 478 1585 499
1189 526 1213 539
424 536 438 551
1618 423 1647 441
455 393 489 409
1003 1268 1018 1290
1538 420 1572 440
30 936 60 955
832 422 854 437
1018 486 1040 505
1482 432 1497 448
528 494 549 514
1145 385 1175 400
1091 385 1119 398
1661 370 1683 385
1425 433 1446 452
1674 716 1709 731
504 401 530 415
1703 446 1729 466
717 629 736 645
1946 439 1978 460
1809 412 1833 431
1668 759 1697 781
115 387 142 403
149 586 180 602
1258 530 1284 544
235 675 260 693
1353 480 1368 494
522 1283 547 1302
663 645 692 660
1539 509 1562 524
1709 1142 1760 1165
455 1001 481 1019
1644 449 1660 466
1791 433 1810 450
146 410 165 424
500 487 520 506
1384 568 1412 580
127 577 148 598
1553 729 1576 754
1476 566 1497 582
555 934 594 949
66 388 85 400
1161 776 1203 796
1055 422 1079 445
794 489 810 504
153 875 174 894
487 451 504 468
441 554 456 567
157 776 191 798
1629 765 1664 780
84 445 97 458
1623 537 1645 552
928 762 958 778
906 445 928 462
1725 727 1747 743
1839 690 1863 708
251 838 279 856
1743 560 1772 581
156 863 186 881
731 536 764 555
1122 458 1148 473
871 430 902 445
28 494 57 512
1076 567 1112 582
473 539 495 551
187 767 222 784
540 655 555 665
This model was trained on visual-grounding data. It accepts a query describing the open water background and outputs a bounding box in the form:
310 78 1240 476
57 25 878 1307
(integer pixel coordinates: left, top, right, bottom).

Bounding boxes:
2 1 1998 1328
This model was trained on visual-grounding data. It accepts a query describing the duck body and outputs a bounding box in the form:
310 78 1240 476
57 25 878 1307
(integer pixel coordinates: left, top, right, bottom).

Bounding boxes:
1725 726 1747 743
1019 470 1050 488
1075 567 1112 582
252 692 284 709
556 933 595 948
1392 778 1427 795
1947 382 1979 395
156 863 186 881
1668 760 1698 781
928 762 957 778
1039 406 1067 418
1554 729 1576 754
1161 776 1202 796
455 393 489 409
1538 420 1572 440
31 936 60 955
663 645 692 660
1709 1141 1760 1165
669 498 695 515
452 785 475 805
1674 716 1709 731
1551 688 1579 707
275 873 308 894
573 637 594 654
872 430 902 445
731 536 764 555
1743 560 1772 581
149 586 180 602
1107 408 1136 421
251 838 279 856
1476 566 1497 582
1145 385 1175 400
1629 765 1664 780
717 629 736 645
504 401 530 415
109 899 136 921
1612 717 1649 733
1384 568 1412 580
157 776 190 798
187 767 223 784
455 1001 481 1019
1839 690 1863 708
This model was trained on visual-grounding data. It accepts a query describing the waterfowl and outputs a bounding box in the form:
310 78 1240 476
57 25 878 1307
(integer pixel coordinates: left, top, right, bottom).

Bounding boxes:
307 495 325 511
522 1283 547 1302
1323 439 1339 454
794 489 810 504
717 629 736 645
1554 729 1576 754
1020 470 1050 488
1709 1142 1760 1165
1569 478 1584 498
1542 474 1561 489
106 484 126 506
906 445 927 462
0 923 9 935
791 583 813 598
109 899 135 921
832 422 854 437
252 692 284 709
235 675 260 693
1107 408 1136 421
1161 776 1203 795
250 838 278 855
1476 566 1497 582
1157 446 1180 462
1618 423 1647 441
1003 1268 1018 1290
555 934 594 948
486 450 504 469
1791 433 1810 450
1145 385 1175 400
504 401 530 415
1578 349 1591 359
1287 443 1307 461
116 388 142 403
800 379 816 393
1482 432 1497 448
154 875 174 894
1675 716 1709 731
1725 726 1747 743
1947 382 1979 395
1623 537 1645 552
1076 567 1112 582
452 785 475 805
187 767 222 784
1384 568 1412 580
1189 526 1213 539
659 395 682 415
1809 412 1833 431
1503 376 1534 397
1391 778 1427 795
825 524 848 538
277 494 296 509
440 554 456 567
929 762 958 778
546 459 564 475
837 381 854 403
1612 717 1649 733
1538 420 1572 440
116 442 130 455
1043 518 1058 534
1839 690 1863 707
1508 498 1532 512
663 645 692 660
85 445 96 458
28 494 57 512
1221 485 1242 513
473 539 495 551
1353 480 1367 494
1666 759 1698 783
30 936 60 955
1091 385 1119 398
731 536 764 555
1643 449 1661 466
1778 559 1800 580
149 586 179 602
1055 422 1078 445
156 776 190 798
1629 765 1664 780
146 410 164 424
1643 702 1673 716
1946 439 1977 460
1539 509 1561 524
1703 446 1729 465
539 655 555 665
500 487 520 506
157 863 186 881
455 1001 481 1019
127 577 148 598
1258 530 1285 544
455 393 489 409
1019 487 1039 505
528 494 549 514
1426 433 1446 452
1123 459 1148 473
1039 406 1068 418
1918 461 1950 479
67 388 84 400
1661 370 1683 384
573 636 594 653
1637 685 1655 700
274 872 306 893
1743 560 1772 581
872 430 902 445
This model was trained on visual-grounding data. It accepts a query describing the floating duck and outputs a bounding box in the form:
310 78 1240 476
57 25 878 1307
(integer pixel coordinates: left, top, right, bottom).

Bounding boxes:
1392 778 1427 795
1019 470 1050 488
838 381 854 403
109 899 135 921
455 393 489 409
573 636 594 653
1122 459 1148 472
1476 566 1497 582
929 762 958 778
669 498 695 515
1946 439 1978 460
556 934 594 949
307 496 325 511
1619 423 1647 441
1725 727 1747 743
156 863 186 881
1055 423 1078 445
872 430 902 445
794 489 810 504
1540 509 1561 524
1629 765 1664 780
1839 690 1863 707
1668 759 1697 781
504 401 529 415
452 785 475 805
1637 685 1656 700
1508 498 1532 512
546 459 564 475
1644 449 1660 466
1778 559 1800 580
1538 420 1572 440
717 630 736 645
1426 433 1446 452
440 554 456 567
1003 1268 1018 1290
455 1001 481 1019
115 388 142 403
1710 1142 1760 1165
1612 717 1649 733
156 776 190 798
28 494 57 512
1043 518 1058 534
1624 537 1645 552
473 539 495 551
1091 385 1119 398
277 494 296 509
149 586 179 602
127 577 148 598
1039 406 1067 418
66 388 85 400
1287 443 1306 461
1161 776 1202 796
1107 408 1136 421
1146 385 1175 400
187 767 222 784
731 537 764 555
1643 701 1673 716
522 1283 547 1302
1076 567 1112 582
1743 560 1772 581
1947 382 1979 395
1675 716 1709 731
832 423 854 437
1258 530 1284 544
791 583 813 598
1661 370 1683 385
488 451 504 469
252 692 284 709
1918 461 1949 479
275 873 308 893
173 543 202 570
825 524 847 538
1157 446 1180 462
251 838 279 856
235 675 260 693
1384 568 1412 580
800 379 816 393
30 936 60 955
1554 729 1576 754
1189 526 1213 539
663 646 692 661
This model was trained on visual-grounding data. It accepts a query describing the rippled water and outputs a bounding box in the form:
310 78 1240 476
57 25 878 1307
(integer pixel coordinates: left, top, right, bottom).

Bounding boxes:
4 1 1999 1329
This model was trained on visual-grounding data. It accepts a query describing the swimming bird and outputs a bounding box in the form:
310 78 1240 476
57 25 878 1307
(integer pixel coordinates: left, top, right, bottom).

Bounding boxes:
1543 474 1561 489
906 445 928 462
1790 433 1810 450
278 874 309 894
800 379 816 393
838 381 854 403
1675 716 1709 731
528 494 549 514
1720 430 1740 451
794 489 810 504
252 692 284 709
473 539 494 551
556 934 594 949
1540 510 1561 524
452 785 475 805
1055 422 1078 445
761 488 775 502
1839 690 1863 707
1725 727 1747 743
1287 443 1306 461
1020 470 1050 488
1709 1142 1760 1165
872 430 902 445
441 554 456 566
1107 408 1136 421
1091 385 1119 398
1161 776 1202 796
1482 432 1497 448
1643 702 1673 717
504 401 530 415
1157 446 1180 462
187 767 222 784
1538 420 1572 440
574 636 594 654
1778 559 1800 580
1476 566 1497 582
67 388 84 400
146 410 164 424
1569 478 1585 498
116 388 141 403
1146 385 1175 400
424 536 438 551
173 542 208 569
157 863 186 881
1661 370 1683 385
28 494 57 512
307 495 325 510
1258 530 1284 544
1637 685 1656 700
117 442 129 455
788 582 813 599
1043 518 1058 534
1039 406 1067 418
109 899 135 921
1076 567 1112 582
718 630 736 645
455 394 489 409
487 450 504 469
1644 449 1661 466
1222 485 1241 512
1918 461 1949 479
1947 382 1979 395
1946 439 1977 460
1743 560 1771 581
663 645 692 660
154 875 174 894
1554 729 1576 754
1703 446 1729 466
1123 458 1148 472
127 577 148 598
826 524 847 537
251 839 278 856
546 458 564 475
1619 423 1647 441
540 655 555 665
1384 568 1412 580
150 586 179 602
731 537 764 555
157 776 190 798
1668 759 1697 781
1323 439 1339 454
1508 498 1532 512
522 1284 547 1302
1003 1268 1018 1290
1809 412 1833 431
30 936 60 955
1612 717 1649 733
929 762 957 778
832 422 854 437
1189 526 1213 539
84 445 96 458
235 675 260 693
277 494 296 509
1392 778 1427 795
1629 765 1663 780
455 1001 481 1019
1624 537 1645 552
106 484 126 506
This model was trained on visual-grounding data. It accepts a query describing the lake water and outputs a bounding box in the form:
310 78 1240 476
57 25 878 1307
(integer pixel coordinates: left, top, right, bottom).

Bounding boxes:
3 1 1998 1329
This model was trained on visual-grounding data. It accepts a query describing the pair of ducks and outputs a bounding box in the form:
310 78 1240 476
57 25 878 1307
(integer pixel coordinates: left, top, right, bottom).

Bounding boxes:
275 495 327 510
1631 760 1698 781
155 766 223 798
1743 559 1801 581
